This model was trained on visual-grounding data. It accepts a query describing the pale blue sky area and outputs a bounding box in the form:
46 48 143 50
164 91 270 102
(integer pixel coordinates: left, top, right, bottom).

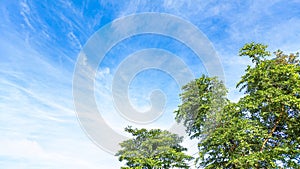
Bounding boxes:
1 1 300 168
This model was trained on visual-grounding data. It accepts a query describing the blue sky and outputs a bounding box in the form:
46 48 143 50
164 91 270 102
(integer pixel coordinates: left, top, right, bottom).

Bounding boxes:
1 0 300 168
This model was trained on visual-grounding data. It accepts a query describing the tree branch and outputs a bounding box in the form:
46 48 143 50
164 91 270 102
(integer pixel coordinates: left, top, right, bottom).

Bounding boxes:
260 110 284 152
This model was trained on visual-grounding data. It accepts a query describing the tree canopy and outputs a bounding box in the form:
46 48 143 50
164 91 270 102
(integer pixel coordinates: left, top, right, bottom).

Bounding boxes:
116 43 300 168
116 126 193 169
175 42 300 168
174 75 229 140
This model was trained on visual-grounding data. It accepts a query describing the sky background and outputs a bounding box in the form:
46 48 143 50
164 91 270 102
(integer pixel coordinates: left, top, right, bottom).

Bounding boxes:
1 0 300 168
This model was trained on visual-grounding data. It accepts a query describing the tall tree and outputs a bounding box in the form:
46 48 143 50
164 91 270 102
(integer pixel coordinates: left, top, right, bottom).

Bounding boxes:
116 126 193 169
237 43 300 168
175 43 300 168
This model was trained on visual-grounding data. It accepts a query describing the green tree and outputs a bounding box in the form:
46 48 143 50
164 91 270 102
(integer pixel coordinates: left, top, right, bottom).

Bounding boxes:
237 43 300 168
116 126 193 169
175 43 300 168
175 75 229 139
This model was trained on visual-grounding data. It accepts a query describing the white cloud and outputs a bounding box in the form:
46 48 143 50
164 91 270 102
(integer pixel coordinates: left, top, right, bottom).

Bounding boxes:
0 137 121 169
96 67 111 79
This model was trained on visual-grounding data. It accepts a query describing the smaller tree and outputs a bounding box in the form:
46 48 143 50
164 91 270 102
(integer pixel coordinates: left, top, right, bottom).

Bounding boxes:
116 126 193 169
175 75 229 139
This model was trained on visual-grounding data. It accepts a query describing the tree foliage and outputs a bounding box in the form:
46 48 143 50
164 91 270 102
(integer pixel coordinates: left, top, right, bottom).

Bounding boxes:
175 75 229 139
236 43 300 168
116 126 193 169
175 42 300 168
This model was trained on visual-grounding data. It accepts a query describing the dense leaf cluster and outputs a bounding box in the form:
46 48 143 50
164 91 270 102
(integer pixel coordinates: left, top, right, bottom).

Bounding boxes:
116 127 193 169
176 43 300 168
